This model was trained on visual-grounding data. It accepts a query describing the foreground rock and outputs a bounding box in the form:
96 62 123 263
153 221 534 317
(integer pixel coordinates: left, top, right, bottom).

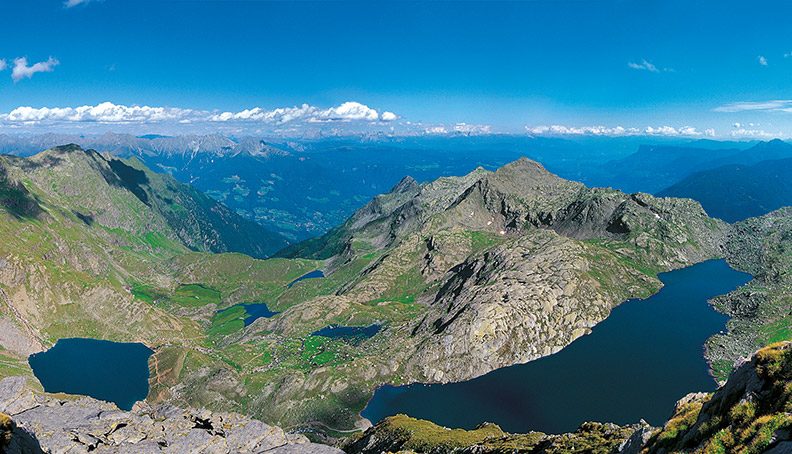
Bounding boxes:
340 414 641 454
0 376 342 454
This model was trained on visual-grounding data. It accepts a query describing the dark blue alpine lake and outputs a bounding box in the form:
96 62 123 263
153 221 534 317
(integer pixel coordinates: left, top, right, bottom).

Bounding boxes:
361 259 752 434
28 338 153 411
312 324 381 339
288 270 325 288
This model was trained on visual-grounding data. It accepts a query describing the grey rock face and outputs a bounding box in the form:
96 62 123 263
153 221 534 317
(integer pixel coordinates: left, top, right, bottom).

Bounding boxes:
614 424 654 454
0 376 343 454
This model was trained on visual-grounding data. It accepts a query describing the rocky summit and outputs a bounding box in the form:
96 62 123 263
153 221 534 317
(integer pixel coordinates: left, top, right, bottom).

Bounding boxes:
0 376 342 454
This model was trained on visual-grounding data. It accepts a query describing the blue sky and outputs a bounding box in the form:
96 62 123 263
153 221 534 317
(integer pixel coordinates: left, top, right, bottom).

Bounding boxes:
2 0 792 138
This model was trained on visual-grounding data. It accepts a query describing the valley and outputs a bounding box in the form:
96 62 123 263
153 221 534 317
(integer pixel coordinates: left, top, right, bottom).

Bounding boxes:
6 2 792 452
0 143 755 436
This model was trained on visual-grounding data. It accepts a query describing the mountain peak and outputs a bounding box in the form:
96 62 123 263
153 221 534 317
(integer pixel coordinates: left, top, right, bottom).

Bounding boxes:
389 175 419 194
495 156 549 175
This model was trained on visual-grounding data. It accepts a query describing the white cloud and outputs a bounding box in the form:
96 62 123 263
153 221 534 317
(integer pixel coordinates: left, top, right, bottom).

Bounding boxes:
11 57 59 82
525 124 708 137
728 123 778 139
2 102 196 123
208 102 395 124
0 101 400 127
0 60 6 72
64 0 97 7
759 55 768 66
627 59 659 73
714 100 792 113
381 111 398 121
422 123 492 135
730 128 780 139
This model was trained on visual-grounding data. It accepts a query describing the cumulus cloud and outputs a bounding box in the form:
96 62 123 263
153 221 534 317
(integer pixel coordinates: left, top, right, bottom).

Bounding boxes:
0 101 399 128
2 103 196 123
714 100 792 113
525 124 709 137
381 111 398 121
11 57 59 82
759 55 768 66
208 102 395 124
0 60 6 72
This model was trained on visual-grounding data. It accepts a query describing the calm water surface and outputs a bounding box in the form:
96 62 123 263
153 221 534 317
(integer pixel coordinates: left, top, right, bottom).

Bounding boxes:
362 259 752 433
28 338 153 411
288 270 325 288
312 324 382 338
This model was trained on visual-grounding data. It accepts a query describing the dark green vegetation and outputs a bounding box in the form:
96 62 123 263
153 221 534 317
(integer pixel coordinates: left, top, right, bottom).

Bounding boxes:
0 144 769 435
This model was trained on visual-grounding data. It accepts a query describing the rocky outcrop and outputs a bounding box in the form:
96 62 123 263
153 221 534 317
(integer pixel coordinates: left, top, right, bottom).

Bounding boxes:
0 376 342 454
340 414 640 454
406 229 659 382
707 207 792 381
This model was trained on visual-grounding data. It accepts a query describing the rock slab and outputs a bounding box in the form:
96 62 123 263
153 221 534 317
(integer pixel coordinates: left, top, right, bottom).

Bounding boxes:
0 376 343 454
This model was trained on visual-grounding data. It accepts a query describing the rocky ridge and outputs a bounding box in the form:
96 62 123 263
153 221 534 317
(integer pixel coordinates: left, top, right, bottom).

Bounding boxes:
0 376 342 454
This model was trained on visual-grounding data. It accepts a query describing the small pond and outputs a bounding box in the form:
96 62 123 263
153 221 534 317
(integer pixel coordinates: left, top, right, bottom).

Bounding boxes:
288 270 325 288
216 302 280 327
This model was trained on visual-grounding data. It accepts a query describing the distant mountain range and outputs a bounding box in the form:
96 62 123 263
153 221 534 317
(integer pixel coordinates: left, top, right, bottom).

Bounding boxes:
5 133 792 236
598 138 792 222
597 139 792 194
658 156 792 222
